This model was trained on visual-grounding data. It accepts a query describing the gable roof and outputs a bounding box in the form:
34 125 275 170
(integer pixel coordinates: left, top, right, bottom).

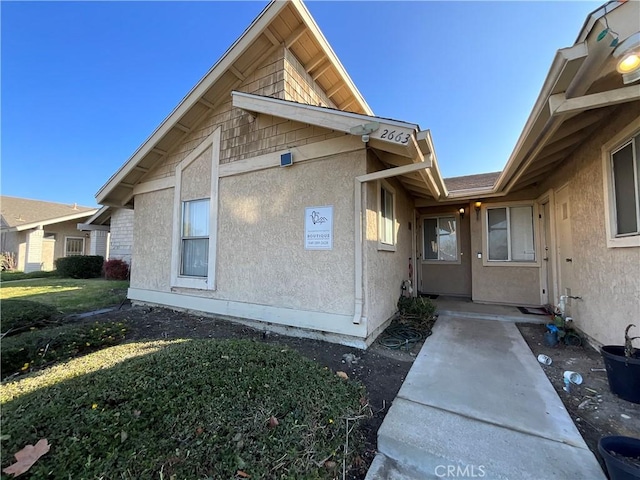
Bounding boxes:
444 172 501 193
96 0 372 207
1 196 97 231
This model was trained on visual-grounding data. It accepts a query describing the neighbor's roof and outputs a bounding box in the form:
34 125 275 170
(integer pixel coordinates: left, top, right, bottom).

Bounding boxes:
96 0 372 207
444 172 501 193
0 196 98 231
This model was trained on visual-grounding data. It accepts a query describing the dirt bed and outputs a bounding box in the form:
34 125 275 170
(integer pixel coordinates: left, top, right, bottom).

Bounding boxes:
71 304 423 479
517 323 640 471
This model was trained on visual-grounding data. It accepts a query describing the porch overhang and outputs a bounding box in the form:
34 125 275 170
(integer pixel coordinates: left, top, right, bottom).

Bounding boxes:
232 91 441 199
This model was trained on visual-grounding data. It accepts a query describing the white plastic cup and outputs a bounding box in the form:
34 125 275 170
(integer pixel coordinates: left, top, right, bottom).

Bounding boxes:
537 354 552 366
563 371 583 385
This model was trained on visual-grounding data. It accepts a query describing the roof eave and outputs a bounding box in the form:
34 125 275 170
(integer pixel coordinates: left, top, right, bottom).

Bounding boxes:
13 210 99 232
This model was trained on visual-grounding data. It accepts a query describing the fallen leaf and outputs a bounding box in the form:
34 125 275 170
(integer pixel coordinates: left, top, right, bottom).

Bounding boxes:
236 470 250 478
267 416 279 429
196 427 204 436
336 371 348 379
324 460 337 469
120 431 128 443
133 410 141 417
3 438 50 477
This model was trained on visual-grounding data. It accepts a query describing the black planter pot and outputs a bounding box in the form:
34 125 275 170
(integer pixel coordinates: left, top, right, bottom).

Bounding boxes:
601 346 640 404
598 436 640 480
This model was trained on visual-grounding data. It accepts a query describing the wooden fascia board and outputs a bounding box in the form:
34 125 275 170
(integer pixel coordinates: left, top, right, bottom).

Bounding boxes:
95 1 289 204
416 130 447 199
290 0 372 115
14 210 99 231
549 85 640 116
77 223 111 232
83 205 112 225
494 42 588 193
232 91 417 153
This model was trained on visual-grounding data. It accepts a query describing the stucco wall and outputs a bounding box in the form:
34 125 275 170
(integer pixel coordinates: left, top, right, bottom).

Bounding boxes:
109 208 134 264
215 151 364 314
50 220 91 261
130 188 174 291
538 103 640 346
418 204 472 296
470 189 542 306
364 155 415 335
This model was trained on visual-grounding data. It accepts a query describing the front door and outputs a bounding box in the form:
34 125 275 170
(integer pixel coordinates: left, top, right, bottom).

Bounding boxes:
539 200 554 305
555 185 574 309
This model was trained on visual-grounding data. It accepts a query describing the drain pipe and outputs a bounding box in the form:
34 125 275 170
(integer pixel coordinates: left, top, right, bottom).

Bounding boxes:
352 159 432 325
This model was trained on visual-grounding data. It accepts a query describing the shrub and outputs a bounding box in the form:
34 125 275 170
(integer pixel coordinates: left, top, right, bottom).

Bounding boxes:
0 251 17 271
103 259 130 280
1 320 127 378
1 299 58 335
55 255 103 278
397 296 436 319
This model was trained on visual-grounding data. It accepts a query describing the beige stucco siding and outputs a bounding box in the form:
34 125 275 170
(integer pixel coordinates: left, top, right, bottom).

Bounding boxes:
469 188 542 306
364 155 415 334
215 151 364 314
130 189 174 291
50 220 91 261
539 103 640 346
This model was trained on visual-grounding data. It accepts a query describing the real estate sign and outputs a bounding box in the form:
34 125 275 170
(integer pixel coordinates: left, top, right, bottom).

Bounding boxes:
305 206 333 250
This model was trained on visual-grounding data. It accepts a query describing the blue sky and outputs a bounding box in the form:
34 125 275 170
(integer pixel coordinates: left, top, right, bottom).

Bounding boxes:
2 1 600 207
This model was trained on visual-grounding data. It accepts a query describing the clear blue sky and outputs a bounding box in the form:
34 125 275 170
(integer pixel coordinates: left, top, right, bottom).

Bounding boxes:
2 1 600 207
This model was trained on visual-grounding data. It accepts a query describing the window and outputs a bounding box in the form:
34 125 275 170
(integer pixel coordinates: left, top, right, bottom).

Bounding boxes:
65 237 84 256
378 181 396 249
423 216 458 262
181 199 209 277
487 205 535 262
611 134 639 237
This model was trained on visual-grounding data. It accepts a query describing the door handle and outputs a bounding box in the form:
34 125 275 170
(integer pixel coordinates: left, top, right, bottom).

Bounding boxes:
565 258 572 262
543 257 549 261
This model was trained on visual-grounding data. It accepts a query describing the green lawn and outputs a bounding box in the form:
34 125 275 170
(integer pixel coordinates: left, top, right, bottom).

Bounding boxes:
0 278 129 314
0 270 60 282
1 339 366 479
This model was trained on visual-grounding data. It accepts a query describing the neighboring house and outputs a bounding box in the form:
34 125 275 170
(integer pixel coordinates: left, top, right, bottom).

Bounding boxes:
95 0 639 348
0 196 99 272
78 206 134 266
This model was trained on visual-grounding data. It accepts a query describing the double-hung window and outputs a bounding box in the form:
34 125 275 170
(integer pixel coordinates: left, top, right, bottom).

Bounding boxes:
487 205 535 262
181 199 209 277
423 216 458 262
611 134 639 237
379 181 396 250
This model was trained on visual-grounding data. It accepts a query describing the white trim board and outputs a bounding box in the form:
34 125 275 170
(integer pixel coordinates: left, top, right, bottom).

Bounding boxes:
128 287 368 342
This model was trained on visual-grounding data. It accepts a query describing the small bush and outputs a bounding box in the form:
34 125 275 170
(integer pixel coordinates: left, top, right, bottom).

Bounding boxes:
1 299 58 335
397 296 436 319
103 259 130 280
1 320 127 377
55 255 103 279
1 251 17 271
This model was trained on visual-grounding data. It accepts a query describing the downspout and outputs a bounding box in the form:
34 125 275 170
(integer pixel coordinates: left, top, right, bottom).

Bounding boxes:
352 159 433 325
353 177 364 324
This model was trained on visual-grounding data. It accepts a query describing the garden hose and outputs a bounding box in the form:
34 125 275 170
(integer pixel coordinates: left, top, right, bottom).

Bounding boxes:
378 323 426 350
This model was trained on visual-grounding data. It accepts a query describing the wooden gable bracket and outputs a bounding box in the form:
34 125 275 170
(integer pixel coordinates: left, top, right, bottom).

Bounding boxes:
326 80 345 98
549 85 640 116
285 24 307 48
305 52 326 73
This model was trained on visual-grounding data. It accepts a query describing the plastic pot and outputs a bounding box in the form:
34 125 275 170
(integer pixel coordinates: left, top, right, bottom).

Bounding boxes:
598 436 640 480
601 346 640 404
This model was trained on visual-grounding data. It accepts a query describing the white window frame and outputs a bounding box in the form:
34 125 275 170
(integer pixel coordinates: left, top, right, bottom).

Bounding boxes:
602 118 640 248
170 128 221 290
481 202 540 267
421 214 460 264
378 179 396 251
180 198 210 278
64 236 85 256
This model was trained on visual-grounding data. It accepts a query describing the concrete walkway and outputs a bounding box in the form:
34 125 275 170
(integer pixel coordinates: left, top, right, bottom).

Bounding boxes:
365 315 606 480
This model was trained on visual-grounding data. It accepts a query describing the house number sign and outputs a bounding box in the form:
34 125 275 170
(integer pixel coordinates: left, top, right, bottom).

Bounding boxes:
305 206 333 250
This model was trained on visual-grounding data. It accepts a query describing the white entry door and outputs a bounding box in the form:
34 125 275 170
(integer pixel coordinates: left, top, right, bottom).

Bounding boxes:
555 186 573 306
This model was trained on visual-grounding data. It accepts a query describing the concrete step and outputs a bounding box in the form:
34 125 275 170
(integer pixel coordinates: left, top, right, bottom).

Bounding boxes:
375 397 605 480
364 454 425 480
